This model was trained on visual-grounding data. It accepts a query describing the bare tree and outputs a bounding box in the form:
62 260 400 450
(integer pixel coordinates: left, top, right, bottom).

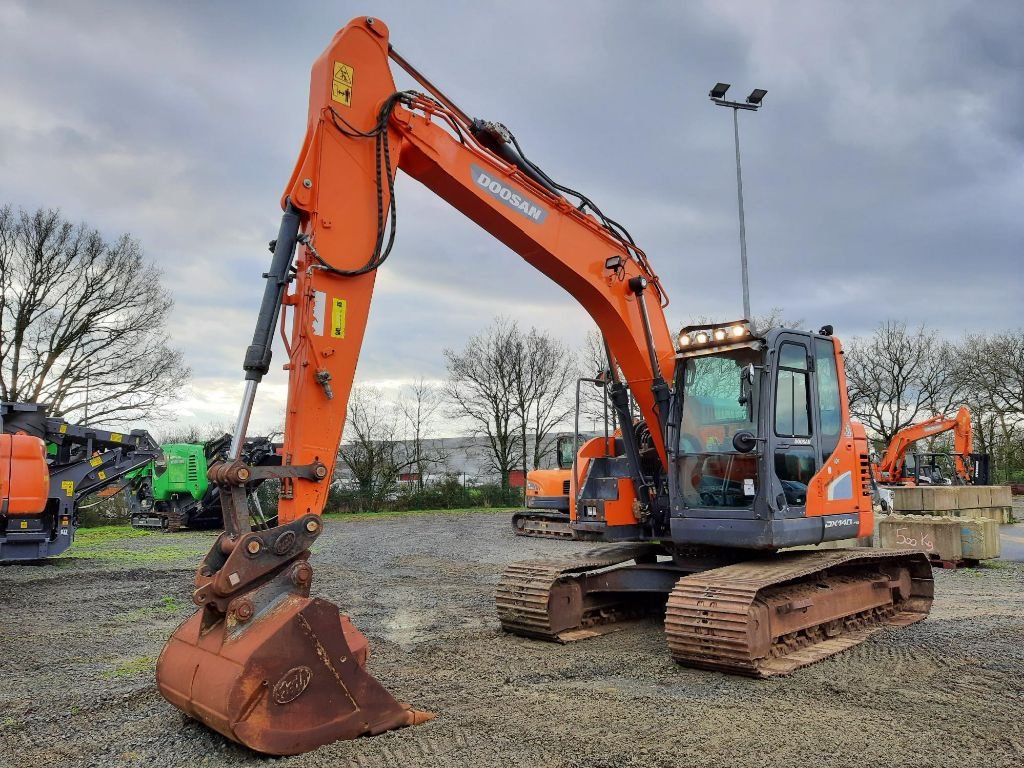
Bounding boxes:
338 386 411 510
844 321 966 444
576 329 613 430
959 330 1024 482
511 326 577 471
0 205 189 425
960 331 1024 417
398 378 447 490
749 307 805 334
444 318 521 489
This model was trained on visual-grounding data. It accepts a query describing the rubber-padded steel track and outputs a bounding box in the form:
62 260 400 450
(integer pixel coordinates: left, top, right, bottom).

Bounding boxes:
664 548 933 677
496 543 661 641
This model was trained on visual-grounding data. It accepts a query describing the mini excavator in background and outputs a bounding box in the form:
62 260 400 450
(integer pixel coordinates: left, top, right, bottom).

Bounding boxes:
0 402 161 560
872 406 986 486
156 17 934 756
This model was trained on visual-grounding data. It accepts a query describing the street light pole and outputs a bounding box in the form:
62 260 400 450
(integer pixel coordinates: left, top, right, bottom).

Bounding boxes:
709 83 767 321
732 106 750 321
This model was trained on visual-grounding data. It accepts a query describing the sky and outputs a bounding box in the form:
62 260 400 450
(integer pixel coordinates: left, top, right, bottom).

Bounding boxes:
1 0 1021 438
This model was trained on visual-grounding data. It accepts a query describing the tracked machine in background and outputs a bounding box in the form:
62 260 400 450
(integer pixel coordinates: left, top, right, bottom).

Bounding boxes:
128 435 281 531
514 374 620 540
155 17 934 755
0 402 161 560
872 406 988 486
515 435 579 539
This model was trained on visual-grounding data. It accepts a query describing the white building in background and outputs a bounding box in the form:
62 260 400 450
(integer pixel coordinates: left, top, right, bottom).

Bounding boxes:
333 434 574 488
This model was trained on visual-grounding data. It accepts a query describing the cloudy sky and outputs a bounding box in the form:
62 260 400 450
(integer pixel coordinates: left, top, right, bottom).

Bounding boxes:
1 0 1021 437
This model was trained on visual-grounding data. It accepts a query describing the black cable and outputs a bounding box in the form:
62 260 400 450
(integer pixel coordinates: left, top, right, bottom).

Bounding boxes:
315 92 414 277
506 132 639 249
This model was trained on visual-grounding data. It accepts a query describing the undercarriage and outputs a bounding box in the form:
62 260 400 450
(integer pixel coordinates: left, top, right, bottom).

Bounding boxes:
497 544 933 675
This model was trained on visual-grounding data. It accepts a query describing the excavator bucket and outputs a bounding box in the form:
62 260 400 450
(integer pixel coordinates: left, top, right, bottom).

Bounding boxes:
158 596 431 755
156 514 432 755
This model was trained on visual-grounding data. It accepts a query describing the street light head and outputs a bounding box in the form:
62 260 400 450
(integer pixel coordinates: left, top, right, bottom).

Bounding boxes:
746 88 767 105
709 82 731 99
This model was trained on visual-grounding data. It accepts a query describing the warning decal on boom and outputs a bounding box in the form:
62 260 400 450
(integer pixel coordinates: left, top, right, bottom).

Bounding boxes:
332 62 354 107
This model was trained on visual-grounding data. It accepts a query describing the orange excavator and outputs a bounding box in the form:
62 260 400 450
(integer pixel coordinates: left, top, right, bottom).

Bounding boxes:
516 434 577 538
872 406 976 485
156 17 934 755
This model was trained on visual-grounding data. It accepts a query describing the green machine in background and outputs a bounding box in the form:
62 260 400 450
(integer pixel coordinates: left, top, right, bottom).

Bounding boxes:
128 435 279 531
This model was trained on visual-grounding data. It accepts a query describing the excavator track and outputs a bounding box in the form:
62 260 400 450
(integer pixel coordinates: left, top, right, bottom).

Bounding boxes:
496 543 666 642
664 548 933 677
511 511 574 539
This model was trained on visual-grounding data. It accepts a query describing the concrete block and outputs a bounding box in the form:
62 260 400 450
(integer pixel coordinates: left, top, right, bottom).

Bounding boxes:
892 487 923 512
960 507 1012 524
958 518 1000 560
991 486 1013 507
879 516 962 561
931 488 958 511
975 486 993 507
955 487 982 510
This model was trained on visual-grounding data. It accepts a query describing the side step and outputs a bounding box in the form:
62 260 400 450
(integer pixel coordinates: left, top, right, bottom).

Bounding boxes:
664 548 934 677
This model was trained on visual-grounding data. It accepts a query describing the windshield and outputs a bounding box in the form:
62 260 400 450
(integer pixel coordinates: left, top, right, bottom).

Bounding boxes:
678 349 760 454
676 348 762 510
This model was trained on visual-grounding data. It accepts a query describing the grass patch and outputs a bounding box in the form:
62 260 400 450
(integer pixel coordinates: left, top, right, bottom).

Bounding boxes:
322 506 515 522
70 525 151 547
102 655 156 680
159 595 186 612
977 559 1012 570
73 545 201 564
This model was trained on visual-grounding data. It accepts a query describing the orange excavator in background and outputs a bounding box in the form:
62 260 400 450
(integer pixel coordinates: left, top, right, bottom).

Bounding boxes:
516 434 577 538
155 17 934 755
872 406 978 485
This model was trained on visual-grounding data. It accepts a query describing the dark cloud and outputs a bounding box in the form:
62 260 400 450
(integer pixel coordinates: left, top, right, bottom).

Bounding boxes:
0 0 1020 431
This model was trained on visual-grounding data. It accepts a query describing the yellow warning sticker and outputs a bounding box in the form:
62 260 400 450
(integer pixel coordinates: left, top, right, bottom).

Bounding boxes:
90 456 102 467
111 433 122 443
97 470 107 480
61 480 74 497
60 424 68 434
20 521 28 529
331 298 347 339
332 61 354 107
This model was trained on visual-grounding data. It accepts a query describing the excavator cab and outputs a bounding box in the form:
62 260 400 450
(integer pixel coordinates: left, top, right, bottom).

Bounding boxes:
668 322 873 549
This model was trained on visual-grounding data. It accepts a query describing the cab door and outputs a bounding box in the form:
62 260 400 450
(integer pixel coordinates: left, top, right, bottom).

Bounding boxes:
769 335 819 513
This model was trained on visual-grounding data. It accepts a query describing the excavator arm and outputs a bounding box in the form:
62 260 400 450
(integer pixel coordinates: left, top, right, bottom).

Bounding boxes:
255 17 675 528
873 405 973 484
157 16 677 755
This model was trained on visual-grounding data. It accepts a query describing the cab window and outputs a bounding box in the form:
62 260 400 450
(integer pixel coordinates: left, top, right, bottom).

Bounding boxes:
774 343 810 437
814 338 842 462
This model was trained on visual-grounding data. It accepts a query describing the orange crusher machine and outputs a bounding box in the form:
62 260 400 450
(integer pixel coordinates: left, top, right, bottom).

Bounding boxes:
1 402 161 560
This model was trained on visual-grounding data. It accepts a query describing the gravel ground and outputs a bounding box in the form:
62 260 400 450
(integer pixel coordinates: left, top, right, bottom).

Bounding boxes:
2 509 1023 768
